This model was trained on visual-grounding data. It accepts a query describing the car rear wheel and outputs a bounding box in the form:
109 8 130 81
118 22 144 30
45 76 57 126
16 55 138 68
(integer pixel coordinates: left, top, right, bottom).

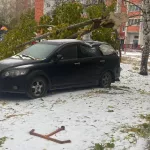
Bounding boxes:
100 72 112 88
27 77 48 99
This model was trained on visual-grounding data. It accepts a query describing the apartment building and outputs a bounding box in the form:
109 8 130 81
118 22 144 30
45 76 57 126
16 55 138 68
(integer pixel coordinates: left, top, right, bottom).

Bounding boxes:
117 0 143 49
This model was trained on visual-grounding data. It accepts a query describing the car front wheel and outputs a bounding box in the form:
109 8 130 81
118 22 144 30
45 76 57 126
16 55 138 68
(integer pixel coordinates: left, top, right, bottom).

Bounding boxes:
27 77 48 99
100 72 112 88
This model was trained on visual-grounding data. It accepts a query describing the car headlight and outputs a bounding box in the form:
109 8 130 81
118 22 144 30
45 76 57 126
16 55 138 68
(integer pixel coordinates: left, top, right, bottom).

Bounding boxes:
2 69 28 78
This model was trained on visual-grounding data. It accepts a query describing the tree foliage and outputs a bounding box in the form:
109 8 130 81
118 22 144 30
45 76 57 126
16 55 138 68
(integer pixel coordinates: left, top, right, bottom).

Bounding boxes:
52 2 83 25
85 1 119 48
0 1 118 60
0 9 37 59
92 28 118 48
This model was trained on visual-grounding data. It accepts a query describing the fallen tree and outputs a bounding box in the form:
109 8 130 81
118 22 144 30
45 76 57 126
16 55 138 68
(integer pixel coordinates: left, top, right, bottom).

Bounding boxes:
0 1 128 60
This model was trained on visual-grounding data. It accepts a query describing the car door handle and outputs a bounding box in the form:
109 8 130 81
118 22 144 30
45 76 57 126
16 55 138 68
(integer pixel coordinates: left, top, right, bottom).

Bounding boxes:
100 60 105 63
74 62 80 65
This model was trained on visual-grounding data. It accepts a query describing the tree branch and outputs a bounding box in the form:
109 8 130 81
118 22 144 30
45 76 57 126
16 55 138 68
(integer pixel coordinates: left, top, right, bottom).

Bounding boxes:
123 0 143 12
38 25 55 27
16 18 108 48
66 18 115 39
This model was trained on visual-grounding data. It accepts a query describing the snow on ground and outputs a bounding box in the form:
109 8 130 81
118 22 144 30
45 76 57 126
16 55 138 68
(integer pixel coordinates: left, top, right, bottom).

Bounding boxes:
122 51 142 57
122 51 150 62
0 52 150 150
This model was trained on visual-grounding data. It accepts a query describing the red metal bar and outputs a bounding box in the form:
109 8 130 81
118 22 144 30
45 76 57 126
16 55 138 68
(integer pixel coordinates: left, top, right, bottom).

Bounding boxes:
45 126 65 137
29 127 71 144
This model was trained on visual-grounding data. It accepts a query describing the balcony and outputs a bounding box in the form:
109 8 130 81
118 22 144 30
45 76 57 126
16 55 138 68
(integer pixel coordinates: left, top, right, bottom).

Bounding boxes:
127 26 140 32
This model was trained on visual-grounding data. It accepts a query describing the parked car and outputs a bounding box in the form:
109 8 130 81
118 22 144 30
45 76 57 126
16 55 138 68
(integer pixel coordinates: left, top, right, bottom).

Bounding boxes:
0 39 121 98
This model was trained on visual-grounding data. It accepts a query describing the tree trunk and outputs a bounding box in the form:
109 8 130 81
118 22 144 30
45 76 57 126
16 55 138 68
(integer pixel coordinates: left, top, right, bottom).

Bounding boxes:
139 0 150 75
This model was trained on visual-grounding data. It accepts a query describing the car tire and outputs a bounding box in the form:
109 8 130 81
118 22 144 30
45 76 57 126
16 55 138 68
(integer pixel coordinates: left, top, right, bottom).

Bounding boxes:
100 71 112 88
26 77 48 99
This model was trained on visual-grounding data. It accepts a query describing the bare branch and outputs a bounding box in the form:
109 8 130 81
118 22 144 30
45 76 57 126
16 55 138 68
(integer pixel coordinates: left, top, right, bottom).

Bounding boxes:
123 0 143 12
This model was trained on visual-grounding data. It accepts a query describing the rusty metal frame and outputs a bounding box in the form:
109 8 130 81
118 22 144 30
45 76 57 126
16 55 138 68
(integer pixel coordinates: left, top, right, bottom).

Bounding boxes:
29 126 71 144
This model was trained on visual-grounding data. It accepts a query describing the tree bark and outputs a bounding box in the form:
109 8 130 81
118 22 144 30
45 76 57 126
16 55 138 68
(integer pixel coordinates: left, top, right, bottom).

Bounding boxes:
139 0 150 75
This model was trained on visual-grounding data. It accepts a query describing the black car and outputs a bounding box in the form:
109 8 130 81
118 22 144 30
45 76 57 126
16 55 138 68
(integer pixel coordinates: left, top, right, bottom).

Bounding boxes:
0 39 120 98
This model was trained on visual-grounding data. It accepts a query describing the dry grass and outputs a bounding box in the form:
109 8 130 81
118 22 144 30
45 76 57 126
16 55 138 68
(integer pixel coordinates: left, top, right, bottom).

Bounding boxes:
121 56 150 66
121 56 150 73
121 56 140 65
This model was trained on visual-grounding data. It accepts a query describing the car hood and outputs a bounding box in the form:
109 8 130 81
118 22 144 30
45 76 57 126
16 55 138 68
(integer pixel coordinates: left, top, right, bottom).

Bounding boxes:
0 57 37 71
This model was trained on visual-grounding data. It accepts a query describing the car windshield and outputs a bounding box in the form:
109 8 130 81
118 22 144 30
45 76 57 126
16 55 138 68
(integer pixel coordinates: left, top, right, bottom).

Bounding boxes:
19 43 58 60
99 44 116 55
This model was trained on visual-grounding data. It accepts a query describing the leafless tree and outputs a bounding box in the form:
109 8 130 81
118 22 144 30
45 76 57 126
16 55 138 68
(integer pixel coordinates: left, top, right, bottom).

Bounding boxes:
139 0 150 75
0 0 16 25
118 0 149 75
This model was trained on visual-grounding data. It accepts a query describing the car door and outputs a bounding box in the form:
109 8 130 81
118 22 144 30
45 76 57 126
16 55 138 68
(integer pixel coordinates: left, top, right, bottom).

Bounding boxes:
76 44 104 85
98 44 120 69
49 44 80 88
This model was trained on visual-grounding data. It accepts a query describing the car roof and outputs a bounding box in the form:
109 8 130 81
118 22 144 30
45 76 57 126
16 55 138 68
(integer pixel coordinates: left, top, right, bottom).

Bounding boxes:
85 41 108 46
39 39 109 47
40 39 86 45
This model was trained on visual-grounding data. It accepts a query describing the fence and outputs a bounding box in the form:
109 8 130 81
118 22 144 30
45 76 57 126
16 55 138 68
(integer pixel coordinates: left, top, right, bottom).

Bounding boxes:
123 44 142 52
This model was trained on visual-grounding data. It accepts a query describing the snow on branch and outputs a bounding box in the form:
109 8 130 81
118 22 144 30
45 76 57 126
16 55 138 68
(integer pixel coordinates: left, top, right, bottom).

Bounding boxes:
109 12 128 29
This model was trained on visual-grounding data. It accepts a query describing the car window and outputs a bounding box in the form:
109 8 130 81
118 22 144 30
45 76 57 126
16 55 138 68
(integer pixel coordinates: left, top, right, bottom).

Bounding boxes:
99 44 116 55
78 45 101 58
19 43 58 60
58 44 77 60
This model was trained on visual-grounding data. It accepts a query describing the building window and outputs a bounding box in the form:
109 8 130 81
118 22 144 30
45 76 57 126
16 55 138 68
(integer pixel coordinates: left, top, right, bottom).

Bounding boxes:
128 19 141 26
134 36 139 39
123 1 127 5
122 26 125 32
129 5 140 12
46 3 51 7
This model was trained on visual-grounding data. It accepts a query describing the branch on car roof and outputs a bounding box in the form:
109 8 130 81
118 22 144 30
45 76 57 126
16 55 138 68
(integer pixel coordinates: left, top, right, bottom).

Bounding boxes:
16 17 115 48
16 12 129 49
66 19 115 39
16 18 101 48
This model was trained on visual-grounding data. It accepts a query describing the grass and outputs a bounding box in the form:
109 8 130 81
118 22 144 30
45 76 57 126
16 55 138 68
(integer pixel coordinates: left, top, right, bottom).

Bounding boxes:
121 56 150 73
124 123 150 138
121 114 150 138
138 90 150 95
121 57 140 65
94 137 115 150
140 114 150 122
0 137 7 147
94 142 115 150
132 66 139 71
79 90 109 98
108 110 114 112
110 85 130 91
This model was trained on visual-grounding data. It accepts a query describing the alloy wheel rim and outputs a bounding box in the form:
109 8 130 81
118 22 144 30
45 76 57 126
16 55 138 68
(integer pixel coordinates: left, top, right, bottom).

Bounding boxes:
31 80 45 97
102 73 111 87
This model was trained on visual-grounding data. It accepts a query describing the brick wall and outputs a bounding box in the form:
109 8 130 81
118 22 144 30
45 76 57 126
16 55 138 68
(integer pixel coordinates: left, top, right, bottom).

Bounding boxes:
35 0 44 22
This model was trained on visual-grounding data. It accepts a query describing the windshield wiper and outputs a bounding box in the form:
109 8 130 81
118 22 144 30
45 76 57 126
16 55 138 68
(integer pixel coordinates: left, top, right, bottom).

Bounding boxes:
21 54 35 60
15 54 23 59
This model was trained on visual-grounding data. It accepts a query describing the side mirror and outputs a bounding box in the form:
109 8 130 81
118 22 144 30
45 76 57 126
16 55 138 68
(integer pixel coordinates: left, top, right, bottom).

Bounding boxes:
56 54 63 60
53 54 63 63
